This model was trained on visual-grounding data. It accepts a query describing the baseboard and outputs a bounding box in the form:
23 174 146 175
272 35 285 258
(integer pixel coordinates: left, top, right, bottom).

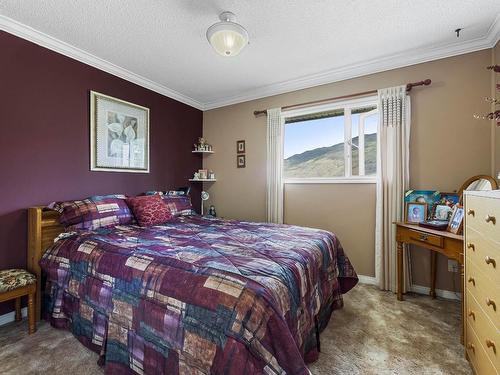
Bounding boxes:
0 307 27 326
357 275 378 285
410 284 461 301
357 275 460 301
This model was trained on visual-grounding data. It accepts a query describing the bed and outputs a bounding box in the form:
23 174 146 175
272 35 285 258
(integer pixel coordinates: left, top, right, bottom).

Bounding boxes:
28 207 357 375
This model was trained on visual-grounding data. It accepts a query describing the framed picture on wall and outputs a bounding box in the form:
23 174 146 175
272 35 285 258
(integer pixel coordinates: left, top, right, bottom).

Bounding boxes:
237 155 246 168
90 91 150 173
237 140 245 154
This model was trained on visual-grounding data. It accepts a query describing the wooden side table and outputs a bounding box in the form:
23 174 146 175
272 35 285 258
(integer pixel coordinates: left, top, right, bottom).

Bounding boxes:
394 222 464 342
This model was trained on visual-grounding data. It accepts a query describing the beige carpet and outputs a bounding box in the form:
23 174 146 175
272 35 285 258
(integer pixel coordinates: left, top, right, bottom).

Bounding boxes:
0 284 471 375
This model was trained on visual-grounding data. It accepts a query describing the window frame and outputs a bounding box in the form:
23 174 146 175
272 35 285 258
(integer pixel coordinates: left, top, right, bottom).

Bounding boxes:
282 96 379 184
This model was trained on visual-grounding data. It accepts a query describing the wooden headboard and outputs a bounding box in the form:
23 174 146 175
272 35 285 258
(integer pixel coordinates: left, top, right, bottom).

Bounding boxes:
27 206 63 320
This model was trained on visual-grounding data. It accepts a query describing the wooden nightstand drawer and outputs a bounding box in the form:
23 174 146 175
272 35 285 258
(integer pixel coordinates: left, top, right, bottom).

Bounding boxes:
466 321 498 375
408 229 443 248
466 227 500 288
467 290 500 371
466 259 500 329
466 195 500 242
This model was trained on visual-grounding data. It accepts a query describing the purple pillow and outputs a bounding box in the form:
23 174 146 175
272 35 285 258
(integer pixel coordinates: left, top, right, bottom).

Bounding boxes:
161 195 194 217
52 194 135 230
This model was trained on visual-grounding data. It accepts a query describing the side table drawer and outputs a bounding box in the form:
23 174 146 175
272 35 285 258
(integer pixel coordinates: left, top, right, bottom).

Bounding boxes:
408 229 444 248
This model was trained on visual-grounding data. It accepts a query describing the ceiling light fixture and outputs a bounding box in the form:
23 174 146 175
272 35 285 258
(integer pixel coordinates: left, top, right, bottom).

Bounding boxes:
206 11 249 57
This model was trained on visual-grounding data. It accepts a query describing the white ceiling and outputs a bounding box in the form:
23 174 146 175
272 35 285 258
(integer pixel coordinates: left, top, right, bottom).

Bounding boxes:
1 1 500 110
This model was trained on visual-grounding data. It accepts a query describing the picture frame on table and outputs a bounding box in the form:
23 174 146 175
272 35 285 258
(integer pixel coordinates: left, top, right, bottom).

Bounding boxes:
430 192 459 221
405 202 427 224
433 204 453 221
447 204 464 234
198 169 208 179
404 190 440 220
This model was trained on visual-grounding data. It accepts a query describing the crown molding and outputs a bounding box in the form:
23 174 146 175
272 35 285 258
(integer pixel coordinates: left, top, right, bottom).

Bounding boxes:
203 14 500 110
488 13 500 47
0 15 204 110
1 13 499 112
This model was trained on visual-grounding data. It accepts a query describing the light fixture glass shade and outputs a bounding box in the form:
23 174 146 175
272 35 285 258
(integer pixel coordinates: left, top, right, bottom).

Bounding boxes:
207 12 248 57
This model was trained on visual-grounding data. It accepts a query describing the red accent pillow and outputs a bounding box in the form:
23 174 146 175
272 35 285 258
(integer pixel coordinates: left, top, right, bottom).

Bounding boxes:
125 195 173 227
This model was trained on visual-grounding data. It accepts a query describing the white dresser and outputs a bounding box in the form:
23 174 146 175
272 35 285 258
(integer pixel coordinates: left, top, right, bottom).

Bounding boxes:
464 190 500 375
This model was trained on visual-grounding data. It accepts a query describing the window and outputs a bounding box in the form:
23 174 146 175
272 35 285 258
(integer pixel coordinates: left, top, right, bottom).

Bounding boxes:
283 97 378 182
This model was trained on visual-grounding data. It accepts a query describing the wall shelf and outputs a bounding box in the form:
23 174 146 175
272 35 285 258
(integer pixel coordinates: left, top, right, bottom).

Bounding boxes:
189 179 217 182
192 150 214 154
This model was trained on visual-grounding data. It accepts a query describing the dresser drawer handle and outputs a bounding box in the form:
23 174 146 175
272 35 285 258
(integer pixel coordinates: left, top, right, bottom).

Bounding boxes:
467 243 475 251
418 234 428 241
486 339 497 353
486 298 497 311
467 209 475 217
468 309 476 320
467 342 475 353
485 256 496 268
485 215 496 224
467 277 475 286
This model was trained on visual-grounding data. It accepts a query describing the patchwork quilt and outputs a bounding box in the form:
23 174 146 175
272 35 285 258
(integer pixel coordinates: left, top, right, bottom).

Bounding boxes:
40 216 358 375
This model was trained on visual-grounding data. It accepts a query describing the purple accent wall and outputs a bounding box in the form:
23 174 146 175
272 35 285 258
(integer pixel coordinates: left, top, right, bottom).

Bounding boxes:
0 31 202 315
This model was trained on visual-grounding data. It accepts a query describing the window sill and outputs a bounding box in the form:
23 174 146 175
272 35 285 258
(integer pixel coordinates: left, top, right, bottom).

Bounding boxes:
284 177 377 184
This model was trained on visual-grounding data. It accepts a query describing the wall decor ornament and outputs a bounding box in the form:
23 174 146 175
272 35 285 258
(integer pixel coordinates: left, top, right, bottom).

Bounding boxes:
90 91 149 173
473 65 499 126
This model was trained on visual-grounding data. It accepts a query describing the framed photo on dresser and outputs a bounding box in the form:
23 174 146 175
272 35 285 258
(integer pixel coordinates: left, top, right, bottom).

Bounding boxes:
90 91 150 173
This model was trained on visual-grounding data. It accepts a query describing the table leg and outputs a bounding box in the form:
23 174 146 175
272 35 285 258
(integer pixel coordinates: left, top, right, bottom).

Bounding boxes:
15 297 21 321
397 241 404 301
28 291 36 334
430 252 437 299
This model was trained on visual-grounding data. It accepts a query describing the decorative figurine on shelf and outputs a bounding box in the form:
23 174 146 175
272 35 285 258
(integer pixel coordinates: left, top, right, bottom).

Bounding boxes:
198 137 206 151
193 137 213 152
208 170 215 180
208 205 217 217
193 172 200 180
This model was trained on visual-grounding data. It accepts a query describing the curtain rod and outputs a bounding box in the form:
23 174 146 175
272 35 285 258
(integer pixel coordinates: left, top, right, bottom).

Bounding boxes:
253 79 431 116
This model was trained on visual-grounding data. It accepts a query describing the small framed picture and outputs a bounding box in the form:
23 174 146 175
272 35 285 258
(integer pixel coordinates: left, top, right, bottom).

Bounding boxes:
237 155 246 168
237 140 245 154
198 169 208 179
447 204 464 234
433 204 453 221
405 202 427 224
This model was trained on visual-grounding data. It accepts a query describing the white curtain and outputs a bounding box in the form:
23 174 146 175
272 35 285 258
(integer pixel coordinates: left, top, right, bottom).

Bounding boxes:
266 108 284 224
375 86 412 292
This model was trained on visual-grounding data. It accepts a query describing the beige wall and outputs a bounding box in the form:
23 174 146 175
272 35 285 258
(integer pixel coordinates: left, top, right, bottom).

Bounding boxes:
203 50 493 291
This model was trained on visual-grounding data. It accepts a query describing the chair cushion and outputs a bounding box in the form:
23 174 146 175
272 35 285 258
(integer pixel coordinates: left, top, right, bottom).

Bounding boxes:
0 269 36 293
